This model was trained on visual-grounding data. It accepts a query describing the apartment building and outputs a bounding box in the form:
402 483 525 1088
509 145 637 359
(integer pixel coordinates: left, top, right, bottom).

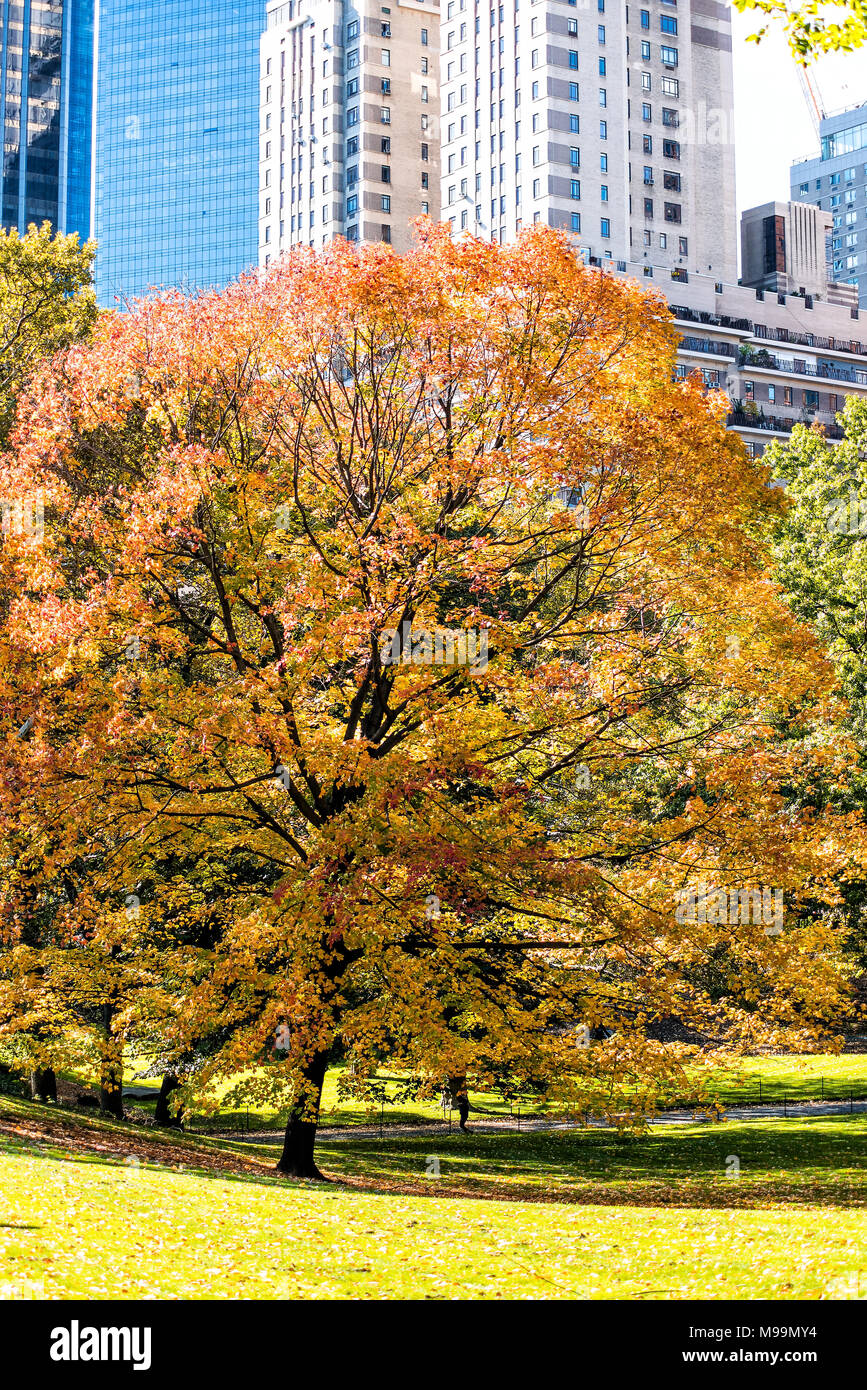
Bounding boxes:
791 101 867 310
609 200 867 458
259 0 440 258
438 0 736 281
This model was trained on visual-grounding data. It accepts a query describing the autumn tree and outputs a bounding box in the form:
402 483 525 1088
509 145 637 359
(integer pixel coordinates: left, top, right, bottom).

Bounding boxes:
0 222 96 1104
0 227 858 1177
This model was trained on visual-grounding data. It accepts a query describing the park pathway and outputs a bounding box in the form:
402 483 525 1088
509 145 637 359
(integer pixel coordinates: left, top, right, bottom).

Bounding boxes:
225 1095 867 1145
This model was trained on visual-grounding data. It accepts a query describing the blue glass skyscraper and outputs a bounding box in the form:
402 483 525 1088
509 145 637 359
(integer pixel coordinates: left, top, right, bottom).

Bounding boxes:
93 0 263 305
1 0 93 240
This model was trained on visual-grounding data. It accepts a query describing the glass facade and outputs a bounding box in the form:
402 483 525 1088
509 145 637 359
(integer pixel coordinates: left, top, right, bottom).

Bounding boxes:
94 0 263 305
0 0 93 239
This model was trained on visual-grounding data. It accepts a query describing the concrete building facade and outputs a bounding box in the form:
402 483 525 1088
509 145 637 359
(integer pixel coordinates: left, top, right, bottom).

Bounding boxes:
259 0 440 259
791 101 867 311
613 205 867 458
438 0 736 282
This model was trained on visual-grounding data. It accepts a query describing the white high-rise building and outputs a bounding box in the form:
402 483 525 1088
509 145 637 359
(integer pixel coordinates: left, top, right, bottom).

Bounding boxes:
260 0 441 259
439 0 736 281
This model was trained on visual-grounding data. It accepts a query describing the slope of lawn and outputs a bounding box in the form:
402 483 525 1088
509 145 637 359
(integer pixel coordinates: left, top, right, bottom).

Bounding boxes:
1 1096 866 1300
316 1115 867 1208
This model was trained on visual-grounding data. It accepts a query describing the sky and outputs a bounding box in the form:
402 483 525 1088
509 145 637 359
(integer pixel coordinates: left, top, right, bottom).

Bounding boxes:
731 11 866 212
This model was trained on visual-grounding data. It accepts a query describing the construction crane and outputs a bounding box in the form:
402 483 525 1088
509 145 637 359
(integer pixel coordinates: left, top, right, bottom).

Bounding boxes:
796 61 826 142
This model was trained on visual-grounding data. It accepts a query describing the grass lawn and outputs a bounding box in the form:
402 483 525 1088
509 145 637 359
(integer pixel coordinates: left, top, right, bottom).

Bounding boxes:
1 1096 866 1299
104 1053 867 1135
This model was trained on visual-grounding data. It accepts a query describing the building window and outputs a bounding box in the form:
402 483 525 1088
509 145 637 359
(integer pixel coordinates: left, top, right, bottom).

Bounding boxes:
663 139 681 159
600 152 608 171
662 76 679 96
784 386 793 406
381 194 391 212
678 235 688 255
382 137 391 154
643 166 653 184
661 45 678 66
347 107 359 126
347 78 359 97
599 57 606 75
421 171 429 188
532 81 540 98
570 50 579 68
346 195 358 215
804 389 819 408
659 233 667 248
570 113 580 132
768 384 776 404
600 184 608 200
641 40 651 60
661 15 678 33
599 88 607 106
641 72 651 91
382 21 391 36
421 27 428 44
381 107 391 123
598 24 606 42
569 82 579 101
643 229 652 245
664 201 681 222
643 134 652 153
744 380 754 401
382 225 392 244
601 217 611 237
570 147 580 167
533 178 541 197
571 179 581 198
600 120 607 138
382 166 391 183
644 198 653 218
641 9 650 27
663 171 681 191
642 102 652 121
421 142 429 160
346 19 359 39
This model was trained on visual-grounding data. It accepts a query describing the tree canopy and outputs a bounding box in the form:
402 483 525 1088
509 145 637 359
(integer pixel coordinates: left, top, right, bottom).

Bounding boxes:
0 227 859 1176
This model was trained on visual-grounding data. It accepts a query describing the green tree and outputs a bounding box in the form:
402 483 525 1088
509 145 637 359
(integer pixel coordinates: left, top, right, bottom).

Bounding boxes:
733 0 867 60
0 221 96 448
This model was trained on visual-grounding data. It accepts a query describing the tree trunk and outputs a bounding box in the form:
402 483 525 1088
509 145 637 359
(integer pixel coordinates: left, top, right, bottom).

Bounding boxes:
154 1071 183 1128
276 1048 329 1180
99 1005 124 1120
29 1067 57 1103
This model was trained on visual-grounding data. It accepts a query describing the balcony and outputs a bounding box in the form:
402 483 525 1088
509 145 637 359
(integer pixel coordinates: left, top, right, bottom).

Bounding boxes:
669 303 864 357
737 345 867 384
727 410 846 440
680 335 738 358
